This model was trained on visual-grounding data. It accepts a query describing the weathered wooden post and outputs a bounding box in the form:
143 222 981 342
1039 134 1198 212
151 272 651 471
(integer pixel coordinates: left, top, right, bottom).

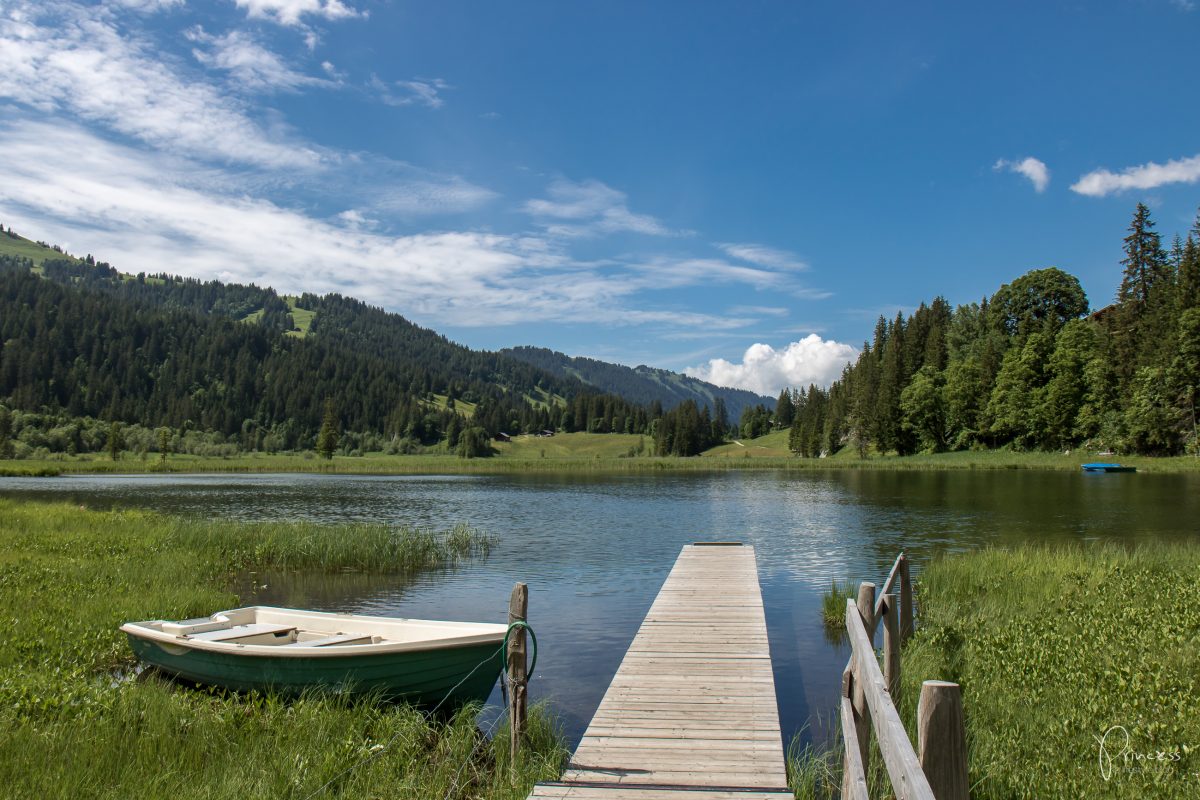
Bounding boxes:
882 593 901 698
844 581 876 795
918 680 969 800
507 582 528 774
899 554 914 643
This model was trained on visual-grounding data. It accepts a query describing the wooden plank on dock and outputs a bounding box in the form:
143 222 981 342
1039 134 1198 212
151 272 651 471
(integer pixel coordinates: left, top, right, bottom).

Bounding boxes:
528 544 792 800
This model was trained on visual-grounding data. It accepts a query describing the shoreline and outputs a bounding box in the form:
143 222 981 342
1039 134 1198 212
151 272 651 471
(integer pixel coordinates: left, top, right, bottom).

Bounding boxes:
3 448 1199 477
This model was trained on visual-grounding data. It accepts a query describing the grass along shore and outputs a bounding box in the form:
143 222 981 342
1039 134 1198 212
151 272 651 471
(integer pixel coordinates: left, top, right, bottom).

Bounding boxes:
0 499 566 799
896 544 1200 798
2 430 1199 476
791 544 1200 799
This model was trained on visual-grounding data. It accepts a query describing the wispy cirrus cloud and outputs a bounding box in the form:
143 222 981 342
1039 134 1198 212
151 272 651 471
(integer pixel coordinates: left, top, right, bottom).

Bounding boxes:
109 0 184 11
685 335 858 396
717 242 808 271
1071 153 1200 197
188 27 333 93
0 2 320 169
0 120 753 332
524 178 675 237
994 156 1050 193
370 76 451 109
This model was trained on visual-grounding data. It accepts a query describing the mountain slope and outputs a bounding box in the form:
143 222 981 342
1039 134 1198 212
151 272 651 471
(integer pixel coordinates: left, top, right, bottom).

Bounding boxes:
501 346 772 421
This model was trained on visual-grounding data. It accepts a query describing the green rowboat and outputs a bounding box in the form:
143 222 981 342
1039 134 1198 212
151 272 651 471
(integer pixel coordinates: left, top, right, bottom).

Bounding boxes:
121 606 506 708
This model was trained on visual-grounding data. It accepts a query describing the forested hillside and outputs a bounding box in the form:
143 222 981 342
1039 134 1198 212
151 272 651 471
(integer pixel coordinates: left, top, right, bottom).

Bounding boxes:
0 243 678 457
0 224 774 459
501 346 772 421
786 204 1200 457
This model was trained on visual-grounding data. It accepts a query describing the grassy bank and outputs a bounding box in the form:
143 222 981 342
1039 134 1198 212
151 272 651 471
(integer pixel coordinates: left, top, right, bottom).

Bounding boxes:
3 433 1200 476
896 544 1200 798
0 499 565 799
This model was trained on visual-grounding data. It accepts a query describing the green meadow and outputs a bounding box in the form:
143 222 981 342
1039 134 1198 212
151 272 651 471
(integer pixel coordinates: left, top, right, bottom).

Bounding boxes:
4 429 1199 476
0 499 566 799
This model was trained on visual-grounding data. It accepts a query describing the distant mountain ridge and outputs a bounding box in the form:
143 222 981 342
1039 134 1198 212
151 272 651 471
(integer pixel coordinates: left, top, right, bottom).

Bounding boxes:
500 346 772 421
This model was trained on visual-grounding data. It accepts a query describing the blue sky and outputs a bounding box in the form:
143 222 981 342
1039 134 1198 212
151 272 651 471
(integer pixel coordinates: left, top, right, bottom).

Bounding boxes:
2 1 1199 395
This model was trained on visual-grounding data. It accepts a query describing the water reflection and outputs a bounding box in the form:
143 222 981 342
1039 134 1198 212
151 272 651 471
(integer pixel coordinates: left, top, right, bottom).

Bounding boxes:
3 468 1197 747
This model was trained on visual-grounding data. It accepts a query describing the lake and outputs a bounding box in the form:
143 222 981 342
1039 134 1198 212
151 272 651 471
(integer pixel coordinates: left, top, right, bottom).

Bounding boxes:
2 468 1196 747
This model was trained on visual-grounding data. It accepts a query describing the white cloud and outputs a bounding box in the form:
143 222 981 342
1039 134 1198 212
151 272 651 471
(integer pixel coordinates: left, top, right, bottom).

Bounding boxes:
108 0 184 11
189 28 331 92
994 157 1049 193
0 2 320 168
1071 153 1200 197
685 336 859 396
631 257 788 290
233 0 362 27
730 305 790 317
0 120 751 333
524 178 673 237
718 242 808 271
370 75 450 108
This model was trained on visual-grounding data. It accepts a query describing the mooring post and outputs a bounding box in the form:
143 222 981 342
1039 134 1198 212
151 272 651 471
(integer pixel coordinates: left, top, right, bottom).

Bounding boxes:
507 581 529 774
899 554 914 643
918 680 969 800
882 593 901 698
848 581 876 788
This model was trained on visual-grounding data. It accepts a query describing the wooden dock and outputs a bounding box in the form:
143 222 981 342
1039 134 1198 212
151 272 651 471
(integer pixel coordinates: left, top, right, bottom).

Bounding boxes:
528 543 792 800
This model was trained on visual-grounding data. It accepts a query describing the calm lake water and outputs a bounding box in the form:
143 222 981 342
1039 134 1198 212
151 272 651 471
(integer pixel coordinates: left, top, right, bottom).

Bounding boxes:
3 469 1197 747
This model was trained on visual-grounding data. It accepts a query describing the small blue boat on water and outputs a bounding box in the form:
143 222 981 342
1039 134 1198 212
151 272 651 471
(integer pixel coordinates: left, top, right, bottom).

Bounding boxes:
1081 462 1136 473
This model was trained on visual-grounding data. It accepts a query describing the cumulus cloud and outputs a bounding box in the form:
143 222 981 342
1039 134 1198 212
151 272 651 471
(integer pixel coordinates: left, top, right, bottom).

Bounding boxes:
233 0 362 27
524 178 673 237
685 336 858 396
1071 153 1200 197
994 157 1050 193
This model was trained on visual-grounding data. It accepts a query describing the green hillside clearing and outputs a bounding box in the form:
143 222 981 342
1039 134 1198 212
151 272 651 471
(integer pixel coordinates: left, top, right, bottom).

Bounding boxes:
0 232 78 269
702 428 793 458
285 297 315 337
493 431 647 458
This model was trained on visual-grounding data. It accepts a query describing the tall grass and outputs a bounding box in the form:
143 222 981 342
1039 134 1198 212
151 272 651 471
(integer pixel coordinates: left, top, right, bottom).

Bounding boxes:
820 579 857 629
0 499 563 799
897 544 1200 799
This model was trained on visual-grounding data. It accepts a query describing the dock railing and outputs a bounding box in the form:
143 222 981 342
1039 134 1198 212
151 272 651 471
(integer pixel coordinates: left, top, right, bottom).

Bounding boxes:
840 553 969 800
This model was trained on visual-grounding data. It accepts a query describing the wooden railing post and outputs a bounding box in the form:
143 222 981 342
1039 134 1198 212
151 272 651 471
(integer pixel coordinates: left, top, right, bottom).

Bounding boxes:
507 582 528 774
918 681 969 800
848 582 876 786
882 594 901 699
899 554 914 643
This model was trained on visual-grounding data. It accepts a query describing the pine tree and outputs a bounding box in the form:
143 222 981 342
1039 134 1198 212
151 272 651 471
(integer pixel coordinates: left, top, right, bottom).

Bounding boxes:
316 399 339 459
1119 203 1167 307
774 388 795 428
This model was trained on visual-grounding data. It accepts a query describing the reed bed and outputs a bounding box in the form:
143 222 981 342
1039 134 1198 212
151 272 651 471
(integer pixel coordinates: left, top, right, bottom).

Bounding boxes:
0 499 564 799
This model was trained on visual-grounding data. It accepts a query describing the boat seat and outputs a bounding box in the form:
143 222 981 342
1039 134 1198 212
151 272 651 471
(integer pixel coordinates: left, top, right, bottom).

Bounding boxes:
186 623 297 642
284 633 374 648
161 617 231 636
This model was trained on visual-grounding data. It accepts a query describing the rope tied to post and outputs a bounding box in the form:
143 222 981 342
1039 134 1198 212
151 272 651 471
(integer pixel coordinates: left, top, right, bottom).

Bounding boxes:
502 619 537 681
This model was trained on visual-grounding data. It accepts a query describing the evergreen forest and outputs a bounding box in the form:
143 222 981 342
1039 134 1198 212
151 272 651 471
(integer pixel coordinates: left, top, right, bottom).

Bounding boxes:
785 204 1200 457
